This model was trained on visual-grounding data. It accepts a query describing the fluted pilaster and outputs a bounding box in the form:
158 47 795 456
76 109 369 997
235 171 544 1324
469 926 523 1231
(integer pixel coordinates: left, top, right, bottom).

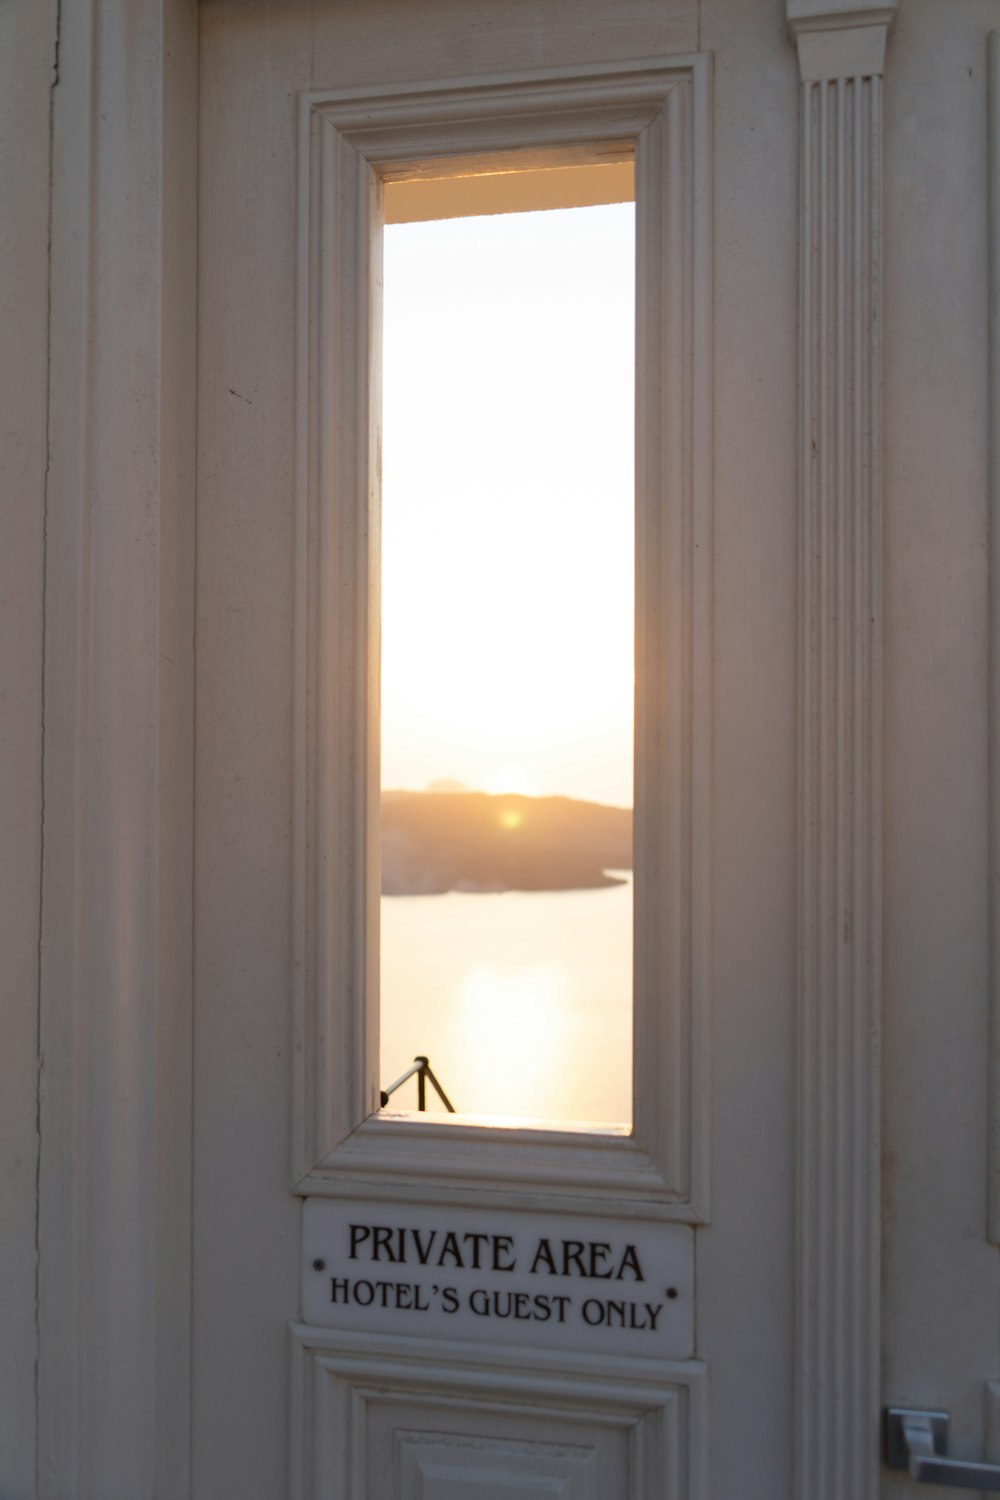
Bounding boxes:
789 3 895 1497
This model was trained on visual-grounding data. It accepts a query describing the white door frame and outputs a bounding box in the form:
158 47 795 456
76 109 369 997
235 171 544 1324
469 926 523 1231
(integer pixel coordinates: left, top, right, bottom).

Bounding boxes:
39 2 197 1493
37 1 894 1494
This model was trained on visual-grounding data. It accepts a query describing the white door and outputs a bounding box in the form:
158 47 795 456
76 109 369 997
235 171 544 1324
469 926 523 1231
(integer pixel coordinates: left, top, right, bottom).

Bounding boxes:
189 2 999 1497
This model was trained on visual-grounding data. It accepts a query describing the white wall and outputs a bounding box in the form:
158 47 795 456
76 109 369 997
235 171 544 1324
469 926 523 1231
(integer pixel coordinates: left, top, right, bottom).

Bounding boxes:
882 0 1000 1448
0 1 57 1492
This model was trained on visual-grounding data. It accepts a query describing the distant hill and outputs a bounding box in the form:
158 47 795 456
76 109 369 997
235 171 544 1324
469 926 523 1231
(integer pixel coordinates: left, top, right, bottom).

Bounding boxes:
381 789 632 896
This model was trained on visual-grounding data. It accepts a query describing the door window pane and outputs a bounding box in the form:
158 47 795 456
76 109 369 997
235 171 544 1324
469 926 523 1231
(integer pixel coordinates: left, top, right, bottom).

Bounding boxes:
380 176 634 1126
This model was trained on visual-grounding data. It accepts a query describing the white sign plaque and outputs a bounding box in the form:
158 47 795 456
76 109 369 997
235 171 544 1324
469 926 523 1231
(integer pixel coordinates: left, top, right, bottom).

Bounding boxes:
302 1198 694 1358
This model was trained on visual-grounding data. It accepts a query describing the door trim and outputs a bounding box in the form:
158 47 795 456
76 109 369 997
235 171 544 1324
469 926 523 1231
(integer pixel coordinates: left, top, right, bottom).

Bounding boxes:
37 0 197 1492
292 57 714 1219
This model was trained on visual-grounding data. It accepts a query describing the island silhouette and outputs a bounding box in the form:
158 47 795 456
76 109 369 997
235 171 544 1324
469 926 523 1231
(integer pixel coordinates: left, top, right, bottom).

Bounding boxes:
382 788 632 896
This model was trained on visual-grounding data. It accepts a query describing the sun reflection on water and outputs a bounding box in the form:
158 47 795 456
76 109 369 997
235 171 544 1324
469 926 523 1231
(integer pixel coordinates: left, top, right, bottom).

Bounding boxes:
453 963 570 1118
379 880 632 1125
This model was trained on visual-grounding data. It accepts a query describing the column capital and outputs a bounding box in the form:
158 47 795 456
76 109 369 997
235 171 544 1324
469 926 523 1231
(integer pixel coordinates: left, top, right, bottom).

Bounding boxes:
787 0 898 81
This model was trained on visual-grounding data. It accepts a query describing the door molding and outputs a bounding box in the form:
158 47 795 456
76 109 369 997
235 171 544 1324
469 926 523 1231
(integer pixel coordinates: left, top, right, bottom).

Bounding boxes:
292 57 714 1219
787 3 896 1497
37 0 198 1493
289 1325 708 1500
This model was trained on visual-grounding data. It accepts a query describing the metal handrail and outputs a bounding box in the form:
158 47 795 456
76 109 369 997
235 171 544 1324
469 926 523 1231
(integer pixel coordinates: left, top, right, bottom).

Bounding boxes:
380 1055 456 1113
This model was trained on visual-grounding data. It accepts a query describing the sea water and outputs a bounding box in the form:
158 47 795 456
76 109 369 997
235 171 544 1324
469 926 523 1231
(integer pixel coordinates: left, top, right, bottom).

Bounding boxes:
379 874 632 1126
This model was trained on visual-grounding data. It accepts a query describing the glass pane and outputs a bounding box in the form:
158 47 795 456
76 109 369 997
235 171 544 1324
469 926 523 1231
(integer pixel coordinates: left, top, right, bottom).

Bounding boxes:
380 188 634 1126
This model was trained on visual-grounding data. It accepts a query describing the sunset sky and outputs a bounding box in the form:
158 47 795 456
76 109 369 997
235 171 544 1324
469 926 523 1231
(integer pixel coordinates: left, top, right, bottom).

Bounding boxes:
380 199 636 810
